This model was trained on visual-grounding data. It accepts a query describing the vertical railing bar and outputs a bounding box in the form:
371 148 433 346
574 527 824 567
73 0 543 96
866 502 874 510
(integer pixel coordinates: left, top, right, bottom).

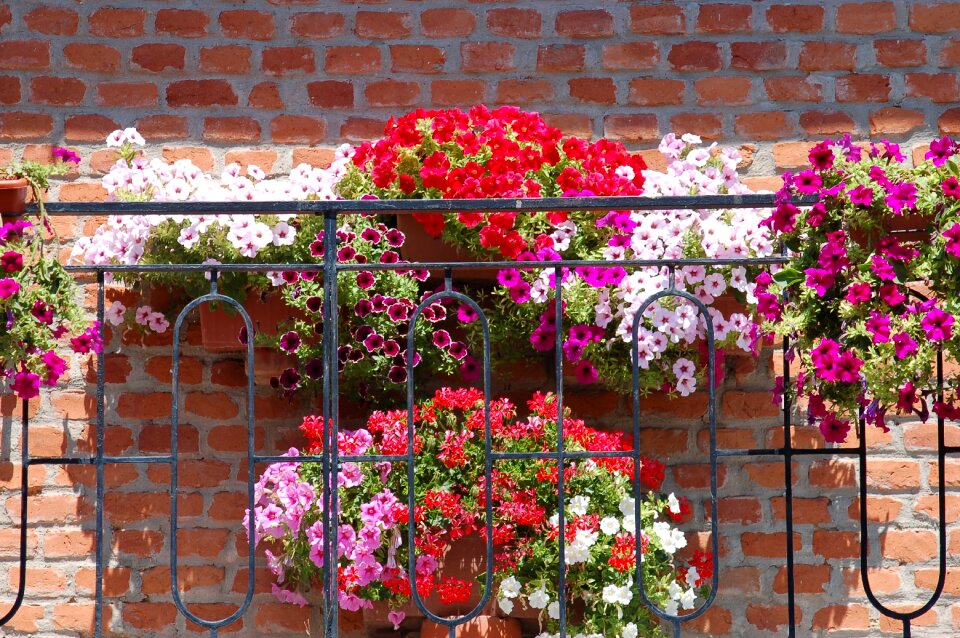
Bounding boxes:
553 265 567 638
782 334 796 636
0 399 29 626
323 210 340 637
94 269 106 638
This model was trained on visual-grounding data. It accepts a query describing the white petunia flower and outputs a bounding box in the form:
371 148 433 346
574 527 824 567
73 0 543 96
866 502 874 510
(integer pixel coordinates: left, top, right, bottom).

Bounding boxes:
547 601 560 620
568 495 590 517
500 576 521 599
667 493 681 514
498 598 514 615
622 623 639 638
600 517 620 535
528 588 549 609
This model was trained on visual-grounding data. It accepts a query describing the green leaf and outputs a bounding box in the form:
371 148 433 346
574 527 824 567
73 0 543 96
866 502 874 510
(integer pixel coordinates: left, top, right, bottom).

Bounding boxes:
772 267 804 286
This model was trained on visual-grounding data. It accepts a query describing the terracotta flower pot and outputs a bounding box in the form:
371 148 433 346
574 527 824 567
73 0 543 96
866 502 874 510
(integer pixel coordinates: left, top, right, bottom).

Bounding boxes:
199 291 293 353
244 346 297 384
397 215 496 282
420 616 522 638
0 177 29 219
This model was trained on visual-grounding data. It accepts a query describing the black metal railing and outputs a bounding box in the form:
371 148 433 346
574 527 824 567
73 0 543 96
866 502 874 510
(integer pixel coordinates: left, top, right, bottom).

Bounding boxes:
0 194 950 638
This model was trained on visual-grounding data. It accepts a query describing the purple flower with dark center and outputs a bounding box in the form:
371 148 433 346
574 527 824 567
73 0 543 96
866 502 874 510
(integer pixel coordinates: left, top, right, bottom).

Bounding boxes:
1 251 22 272
845 282 871 304
429 303 446 321
457 304 478 323
338 346 351 363
360 227 381 243
0 278 21 299
921 308 954 341
52 146 81 164
529 328 555 352
878 285 905 306
387 366 407 384
300 271 317 282
281 271 299 285
348 349 364 363
865 312 891 344
870 255 896 281
410 269 429 281
354 299 372 317
370 295 387 313
31 301 54 325
385 229 405 247
269 376 280 389
794 170 822 194
279 367 301 390
943 223 960 257
309 240 324 257
304 358 324 379
420 306 436 322
604 267 627 286
314 321 324 335
574 360 598 385
70 323 104 354
509 282 531 303
569 324 593 344
356 271 375 289
432 330 451 348
363 333 384 352
387 304 409 322
401 349 421 367
563 339 585 363
880 141 905 162
496 269 522 288
355 254 367 265
892 332 918 359
819 414 850 444
803 268 835 297
868 165 889 187
306 296 322 313
379 251 399 264
460 355 480 382
279 331 301 353
10 370 40 400
447 341 467 360
884 182 917 215
943 177 960 200
42 350 67 385
808 141 834 170
354 325 374 342
925 136 956 167
337 246 356 262
382 339 400 357
847 185 873 207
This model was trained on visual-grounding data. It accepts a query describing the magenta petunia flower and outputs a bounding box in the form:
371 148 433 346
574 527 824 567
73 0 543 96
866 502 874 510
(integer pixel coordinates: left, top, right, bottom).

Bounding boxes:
10 370 40 400
387 365 407 384
845 282 871 304
819 414 850 444
432 329 451 348
306 296 322 313
0 251 23 273
529 327 555 352
354 299 372 317
892 332 918 359
865 311 891 343
447 341 467 360
943 223 960 258
870 255 896 282
387 303 410 322
363 333 384 352
31 301 54 325
379 250 399 264
847 185 873 207
573 359 598 385
459 355 480 382
279 331 301 353
925 136 956 167
0 278 21 299
382 339 400 357
804 268 835 297
496 269 522 288
794 170 822 194
878 284 905 306
920 307 954 341
883 181 917 215
509 281 531 303
42 350 68 385
807 141 835 171
456 304 478 323
279 367 300 390
356 271 375 289
943 177 960 200
384 228 405 248
309 240 324 257
360 227 381 243
337 246 356 262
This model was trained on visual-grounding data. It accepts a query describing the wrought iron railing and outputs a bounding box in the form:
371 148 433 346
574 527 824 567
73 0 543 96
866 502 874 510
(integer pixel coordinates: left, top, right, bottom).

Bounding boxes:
0 195 950 638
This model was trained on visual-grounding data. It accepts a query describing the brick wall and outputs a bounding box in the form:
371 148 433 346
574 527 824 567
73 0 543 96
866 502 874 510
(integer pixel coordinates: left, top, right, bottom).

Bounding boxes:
2 0 960 636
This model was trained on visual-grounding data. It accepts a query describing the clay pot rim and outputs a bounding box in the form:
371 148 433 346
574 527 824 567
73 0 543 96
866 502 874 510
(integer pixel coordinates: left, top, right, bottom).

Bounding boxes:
0 177 29 188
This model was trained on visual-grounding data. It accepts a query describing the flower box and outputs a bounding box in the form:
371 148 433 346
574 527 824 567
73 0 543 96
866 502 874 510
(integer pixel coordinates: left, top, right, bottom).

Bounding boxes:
0 177 29 218
198 291 292 353
397 215 496 282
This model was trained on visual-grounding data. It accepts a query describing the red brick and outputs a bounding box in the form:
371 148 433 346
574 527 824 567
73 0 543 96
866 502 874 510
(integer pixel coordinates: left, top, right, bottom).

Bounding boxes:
875 40 928 67
249 82 282 110
76 567 131 597
746 604 799 632
122 603 178 630
111 529 164 557
602 43 659 70
391 45 444 73
941 108 960 135
879 608 938 632
735 112 792 140
800 110 857 135
53 603 107 632
97 82 157 107
765 76 823 102
355 11 411 39
224 149 277 174
697 4 752 33
89 8 144 38
843 567 901 595
668 42 722 72
731 42 788 71
628 78 684 106
184 392 239 419
910 3 960 33
203 118 261 144
799 42 857 71
870 107 926 136
255 604 311 632
569 78 616 104
881 529 938 562
0 40 49 70
766 5 824 32
772 496 831 524
495 79 553 104
64 114 119 143
365 80 419 107
869 460 921 491
837 2 896 33
813 530 860 559
630 5 685 34
155 9 208 38
64 43 119 73
262 47 314 76
220 11 275 40
29 76 85 106
341 117 387 141
672 463 727 489
670 113 723 140
5 606 43 633
167 80 238 107
689 606 732 635
854 494 906 524
487 8 540 38
646 429 690 456
142 564 225 596
421 8 475 37
941 39 960 67
696 77 752 106
431 80 485 106
556 10 613 38
200 46 251 75
271 116 326 144
541 113 592 138
837 74 892 102
136 115 189 140
742 532 802 558
461 42 515 73
292 147 335 168
812 604 870 630
325 46 381 74
603 114 659 143
25 7 78 35
291 12 344 39
0 75 18 104
906 72 960 103
537 45 584 72
308 81 353 108
132 44 185 72
718 497 761 524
